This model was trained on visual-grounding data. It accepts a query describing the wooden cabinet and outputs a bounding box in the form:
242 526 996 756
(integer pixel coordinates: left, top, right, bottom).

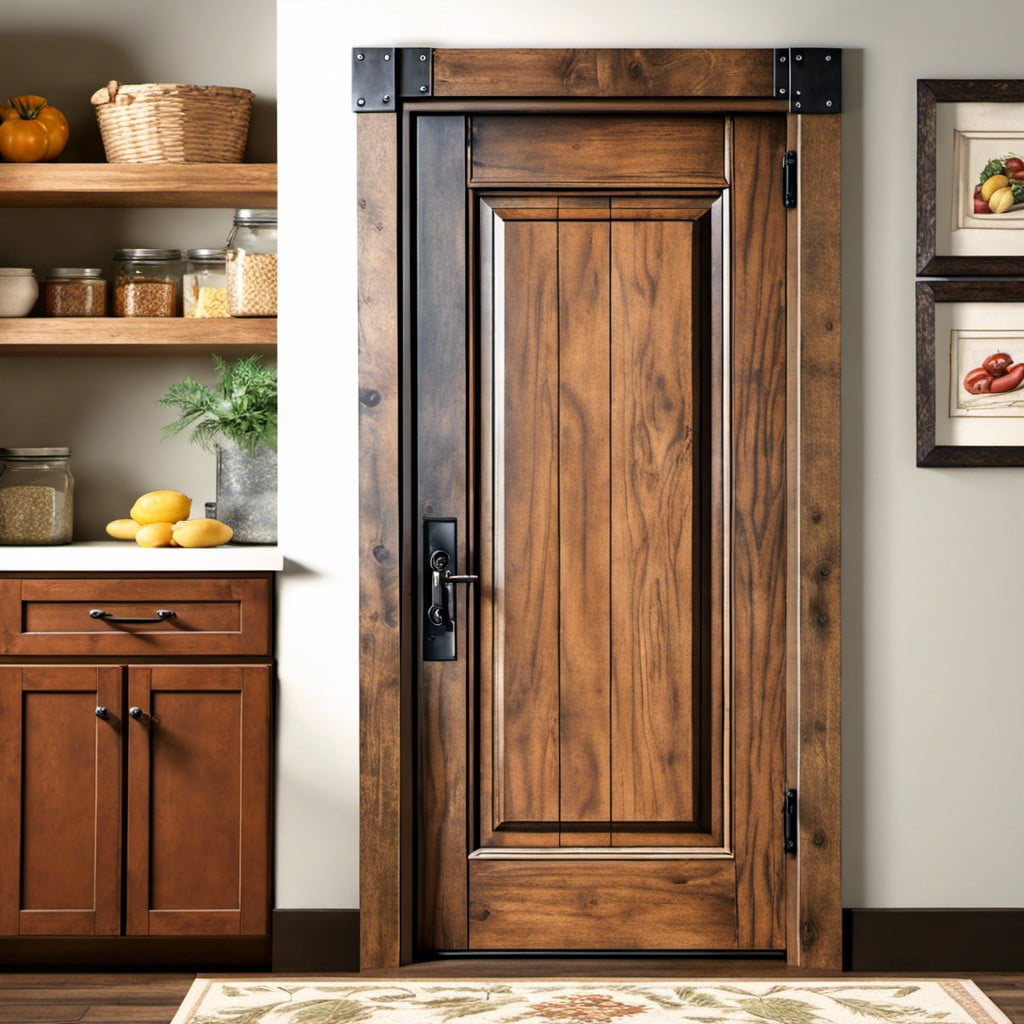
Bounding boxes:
0 575 272 941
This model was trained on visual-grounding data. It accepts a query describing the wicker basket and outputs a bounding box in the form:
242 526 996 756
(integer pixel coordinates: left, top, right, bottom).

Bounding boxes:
90 81 254 163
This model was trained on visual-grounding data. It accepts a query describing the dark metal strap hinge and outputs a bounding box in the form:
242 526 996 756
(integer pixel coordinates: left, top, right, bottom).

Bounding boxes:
352 47 433 113
783 150 797 208
773 48 842 114
783 788 798 854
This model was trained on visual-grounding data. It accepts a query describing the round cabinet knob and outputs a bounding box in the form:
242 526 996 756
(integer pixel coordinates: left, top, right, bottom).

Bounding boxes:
129 706 144 720
95 706 109 720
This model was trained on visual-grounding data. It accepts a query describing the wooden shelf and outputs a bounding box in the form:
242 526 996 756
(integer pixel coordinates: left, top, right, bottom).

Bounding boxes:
0 163 276 207
0 317 276 355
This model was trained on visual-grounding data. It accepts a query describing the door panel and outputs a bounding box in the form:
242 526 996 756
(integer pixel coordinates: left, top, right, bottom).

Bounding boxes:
126 665 270 936
417 112 788 952
0 666 122 936
470 115 727 187
558 215 611 846
468 859 738 950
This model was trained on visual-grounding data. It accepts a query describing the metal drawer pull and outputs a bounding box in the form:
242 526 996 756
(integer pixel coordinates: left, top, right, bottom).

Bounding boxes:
95 706 109 720
129 707 144 720
89 608 176 624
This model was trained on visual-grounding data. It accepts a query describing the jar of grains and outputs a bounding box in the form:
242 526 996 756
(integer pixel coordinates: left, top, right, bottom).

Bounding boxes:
183 248 228 318
0 447 73 545
113 248 181 317
225 209 277 317
45 268 108 317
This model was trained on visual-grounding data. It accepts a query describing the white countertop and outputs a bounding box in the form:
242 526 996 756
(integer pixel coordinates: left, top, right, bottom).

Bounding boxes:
0 541 284 572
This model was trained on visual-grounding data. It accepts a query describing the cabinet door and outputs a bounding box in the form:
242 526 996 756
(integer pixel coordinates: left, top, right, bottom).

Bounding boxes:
0 666 122 936
126 665 270 936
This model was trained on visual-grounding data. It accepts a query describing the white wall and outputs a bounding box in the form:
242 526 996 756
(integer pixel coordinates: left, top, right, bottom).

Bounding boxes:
279 0 1024 911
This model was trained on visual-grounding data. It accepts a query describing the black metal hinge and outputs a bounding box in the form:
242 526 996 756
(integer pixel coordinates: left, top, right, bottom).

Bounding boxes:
783 150 797 208
773 48 841 114
352 47 433 113
783 788 798 854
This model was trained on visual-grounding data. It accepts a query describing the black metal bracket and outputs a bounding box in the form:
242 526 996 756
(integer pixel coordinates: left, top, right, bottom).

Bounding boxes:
773 48 841 114
783 788 798 854
352 47 432 113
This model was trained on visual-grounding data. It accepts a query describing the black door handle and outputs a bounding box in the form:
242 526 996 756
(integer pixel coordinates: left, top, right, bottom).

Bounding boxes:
424 518 476 661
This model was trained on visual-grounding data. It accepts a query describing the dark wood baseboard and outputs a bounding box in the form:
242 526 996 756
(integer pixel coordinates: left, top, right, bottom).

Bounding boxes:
0 936 270 969
272 909 360 972
845 909 1024 971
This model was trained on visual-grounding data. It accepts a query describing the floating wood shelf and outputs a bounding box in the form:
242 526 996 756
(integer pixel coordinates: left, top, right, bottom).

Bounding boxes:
0 317 276 355
0 163 277 208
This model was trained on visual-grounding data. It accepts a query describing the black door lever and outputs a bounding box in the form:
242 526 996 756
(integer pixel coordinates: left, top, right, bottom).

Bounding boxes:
424 518 477 661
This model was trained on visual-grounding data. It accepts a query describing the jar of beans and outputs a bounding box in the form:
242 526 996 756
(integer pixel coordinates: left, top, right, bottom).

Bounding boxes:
226 209 277 317
113 248 181 317
0 447 73 545
45 268 108 317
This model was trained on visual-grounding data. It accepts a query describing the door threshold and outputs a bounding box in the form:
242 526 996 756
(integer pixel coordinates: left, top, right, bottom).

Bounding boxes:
429 950 787 959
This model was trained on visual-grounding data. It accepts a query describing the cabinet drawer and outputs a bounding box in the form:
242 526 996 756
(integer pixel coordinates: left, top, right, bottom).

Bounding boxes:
0 578 271 657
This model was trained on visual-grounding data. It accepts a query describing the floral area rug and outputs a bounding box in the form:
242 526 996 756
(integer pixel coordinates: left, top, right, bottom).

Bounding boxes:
171 979 1010 1024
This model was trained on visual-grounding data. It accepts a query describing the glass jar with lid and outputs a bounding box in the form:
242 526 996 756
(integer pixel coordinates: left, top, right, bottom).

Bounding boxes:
183 248 228 318
113 248 181 317
45 268 108 317
0 447 73 545
225 209 277 317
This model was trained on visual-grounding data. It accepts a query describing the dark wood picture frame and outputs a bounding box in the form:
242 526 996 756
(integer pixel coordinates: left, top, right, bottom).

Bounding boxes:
358 47 842 971
917 279 1024 465
918 79 1024 276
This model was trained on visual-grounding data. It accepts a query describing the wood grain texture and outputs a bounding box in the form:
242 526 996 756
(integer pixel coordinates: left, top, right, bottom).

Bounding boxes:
731 115 788 952
610 219 698 832
496 217 560 831
0 578 270 657
558 216 612 844
790 115 842 969
0 667 122 937
469 859 738 950
415 116 470 950
357 113 404 970
435 49 775 99
0 163 276 208
471 116 725 187
126 665 270 937
0 317 276 355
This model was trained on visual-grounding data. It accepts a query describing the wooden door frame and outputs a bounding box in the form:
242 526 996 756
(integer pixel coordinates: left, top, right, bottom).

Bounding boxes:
357 48 841 970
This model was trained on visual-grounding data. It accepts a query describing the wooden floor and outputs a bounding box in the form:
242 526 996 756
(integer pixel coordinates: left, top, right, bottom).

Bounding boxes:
0 967 1020 1024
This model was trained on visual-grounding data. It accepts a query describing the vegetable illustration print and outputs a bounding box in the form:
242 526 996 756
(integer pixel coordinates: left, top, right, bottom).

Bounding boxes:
963 352 1024 395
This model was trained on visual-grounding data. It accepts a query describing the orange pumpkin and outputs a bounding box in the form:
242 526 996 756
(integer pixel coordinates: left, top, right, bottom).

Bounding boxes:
0 95 69 161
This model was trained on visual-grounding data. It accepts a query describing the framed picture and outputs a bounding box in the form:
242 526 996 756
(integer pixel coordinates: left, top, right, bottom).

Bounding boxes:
917 281 1024 465
918 79 1024 275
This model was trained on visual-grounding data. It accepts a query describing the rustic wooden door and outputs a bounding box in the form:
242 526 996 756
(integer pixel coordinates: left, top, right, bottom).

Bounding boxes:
0 665 122 936
416 112 789 951
126 665 270 936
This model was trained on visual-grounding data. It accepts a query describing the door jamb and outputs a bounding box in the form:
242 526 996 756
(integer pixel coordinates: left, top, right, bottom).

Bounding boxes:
357 47 841 970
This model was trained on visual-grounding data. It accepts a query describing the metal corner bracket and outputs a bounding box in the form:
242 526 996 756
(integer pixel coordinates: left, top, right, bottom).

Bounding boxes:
352 47 433 113
773 48 841 114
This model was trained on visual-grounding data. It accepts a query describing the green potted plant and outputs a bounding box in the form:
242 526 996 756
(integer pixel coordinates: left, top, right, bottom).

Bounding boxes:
157 354 277 543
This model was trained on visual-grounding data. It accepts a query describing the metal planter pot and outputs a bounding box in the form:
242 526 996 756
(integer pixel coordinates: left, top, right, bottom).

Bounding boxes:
215 441 277 543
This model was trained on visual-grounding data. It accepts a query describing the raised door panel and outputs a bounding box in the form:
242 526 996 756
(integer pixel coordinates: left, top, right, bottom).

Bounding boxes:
478 199 717 856
126 664 270 936
0 665 122 936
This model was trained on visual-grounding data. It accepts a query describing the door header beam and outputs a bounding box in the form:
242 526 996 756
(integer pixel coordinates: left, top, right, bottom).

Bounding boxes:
353 48 841 111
